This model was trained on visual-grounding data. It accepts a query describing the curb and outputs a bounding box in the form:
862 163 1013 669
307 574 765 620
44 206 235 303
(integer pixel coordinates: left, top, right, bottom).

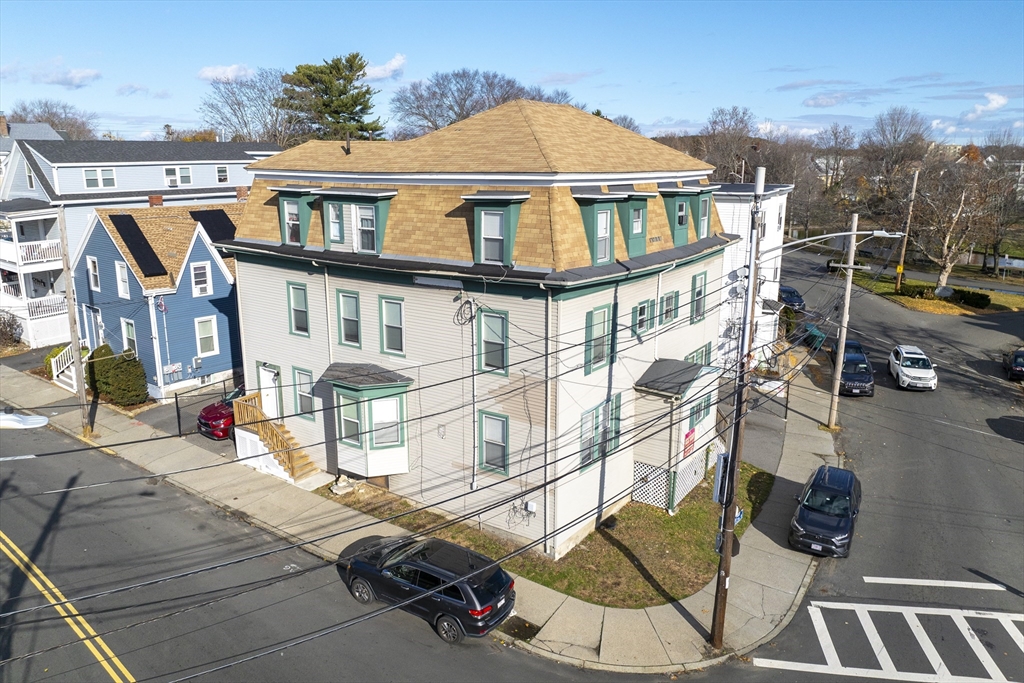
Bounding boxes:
5 395 118 457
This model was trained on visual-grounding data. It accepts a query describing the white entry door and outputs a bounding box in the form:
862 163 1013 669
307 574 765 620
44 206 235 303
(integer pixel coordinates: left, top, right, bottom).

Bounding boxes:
258 365 280 421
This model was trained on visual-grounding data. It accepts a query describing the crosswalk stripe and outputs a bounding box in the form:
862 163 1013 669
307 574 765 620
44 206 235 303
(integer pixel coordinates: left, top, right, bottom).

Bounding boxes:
998 615 1024 653
904 611 949 678
808 604 841 667
952 613 1007 682
863 576 1009 591
752 658 1001 682
855 607 896 673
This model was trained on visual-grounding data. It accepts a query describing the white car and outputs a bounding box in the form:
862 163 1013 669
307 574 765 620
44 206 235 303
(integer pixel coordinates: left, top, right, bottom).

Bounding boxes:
888 345 938 390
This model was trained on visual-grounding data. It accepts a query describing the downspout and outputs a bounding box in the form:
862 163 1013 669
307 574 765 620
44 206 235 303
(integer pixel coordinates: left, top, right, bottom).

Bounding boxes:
147 295 164 394
654 262 680 361
322 263 332 364
665 397 679 515
469 297 478 491
540 283 554 555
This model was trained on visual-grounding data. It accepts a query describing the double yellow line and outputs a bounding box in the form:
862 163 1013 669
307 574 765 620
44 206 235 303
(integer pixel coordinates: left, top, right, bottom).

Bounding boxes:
0 530 135 683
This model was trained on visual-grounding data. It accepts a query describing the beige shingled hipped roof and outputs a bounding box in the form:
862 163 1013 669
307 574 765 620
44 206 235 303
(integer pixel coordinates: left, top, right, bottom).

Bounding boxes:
249 100 714 175
95 203 243 290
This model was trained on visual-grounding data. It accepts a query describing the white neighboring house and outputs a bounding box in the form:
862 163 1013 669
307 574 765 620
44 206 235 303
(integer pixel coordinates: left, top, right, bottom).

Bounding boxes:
0 115 65 185
712 183 794 374
0 139 279 347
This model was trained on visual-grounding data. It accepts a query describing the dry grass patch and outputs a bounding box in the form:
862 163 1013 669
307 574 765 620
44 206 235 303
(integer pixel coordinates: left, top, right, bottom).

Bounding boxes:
319 462 774 609
852 272 1024 315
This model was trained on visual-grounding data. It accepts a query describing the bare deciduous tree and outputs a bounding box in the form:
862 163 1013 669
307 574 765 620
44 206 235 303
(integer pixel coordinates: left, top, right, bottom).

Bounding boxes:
612 115 642 134
7 99 97 139
198 67 305 146
813 123 856 193
697 106 757 182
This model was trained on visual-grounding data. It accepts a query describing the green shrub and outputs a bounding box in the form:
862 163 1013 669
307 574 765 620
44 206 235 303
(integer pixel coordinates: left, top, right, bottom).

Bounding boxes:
899 284 936 300
0 310 22 347
950 289 991 309
780 307 798 336
42 345 64 379
87 344 115 394
105 353 149 406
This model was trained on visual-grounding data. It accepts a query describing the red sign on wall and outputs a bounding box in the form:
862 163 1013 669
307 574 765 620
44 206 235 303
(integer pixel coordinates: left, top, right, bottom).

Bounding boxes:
684 428 696 458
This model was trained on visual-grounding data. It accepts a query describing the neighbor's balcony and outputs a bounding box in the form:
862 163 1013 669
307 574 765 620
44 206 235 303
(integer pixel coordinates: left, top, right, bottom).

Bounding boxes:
0 238 63 267
0 285 67 319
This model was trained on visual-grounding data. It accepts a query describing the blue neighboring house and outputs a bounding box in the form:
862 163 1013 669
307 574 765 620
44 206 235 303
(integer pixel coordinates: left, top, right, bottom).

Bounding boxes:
71 202 244 399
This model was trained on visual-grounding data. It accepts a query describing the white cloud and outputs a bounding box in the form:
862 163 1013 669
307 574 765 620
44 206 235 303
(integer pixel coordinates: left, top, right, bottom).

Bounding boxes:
32 63 101 89
117 83 148 96
153 90 171 100
538 69 603 86
364 53 406 81
197 64 254 82
963 92 1009 121
0 63 20 82
1014 120 1023 129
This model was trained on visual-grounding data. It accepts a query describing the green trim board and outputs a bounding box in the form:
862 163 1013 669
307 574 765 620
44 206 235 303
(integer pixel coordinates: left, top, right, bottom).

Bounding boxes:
335 391 363 447
578 200 617 266
367 393 405 449
616 199 648 259
292 366 315 421
336 289 361 348
659 290 681 324
378 295 405 356
478 410 510 475
469 202 522 266
476 307 509 375
253 360 284 422
286 281 310 337
584 303 613 376
689 393 712 429
277 192 315 246
631 298 656 338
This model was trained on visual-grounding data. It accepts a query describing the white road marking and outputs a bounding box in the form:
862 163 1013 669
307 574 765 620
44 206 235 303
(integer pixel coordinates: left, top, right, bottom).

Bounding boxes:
951 613 1006 682
855 606 896 673
0 455 36 462
904 611 950 678
810 601 1024 620
863 576 1009 591
998 616 1024 652
752 658 1000 682
930 419 1002 439
808 604 841 667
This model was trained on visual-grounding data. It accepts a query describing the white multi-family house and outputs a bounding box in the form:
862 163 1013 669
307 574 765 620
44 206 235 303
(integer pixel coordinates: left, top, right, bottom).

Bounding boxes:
224 101 738 558
0 139 278 347
712 183 794 373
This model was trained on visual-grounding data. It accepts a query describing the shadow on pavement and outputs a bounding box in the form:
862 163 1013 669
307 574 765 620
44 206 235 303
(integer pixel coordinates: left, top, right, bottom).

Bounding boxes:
986 415 1024 444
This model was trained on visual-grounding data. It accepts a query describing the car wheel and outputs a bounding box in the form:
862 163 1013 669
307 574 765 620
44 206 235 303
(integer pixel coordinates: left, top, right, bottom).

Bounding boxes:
349 578 374 604
435 615 464 644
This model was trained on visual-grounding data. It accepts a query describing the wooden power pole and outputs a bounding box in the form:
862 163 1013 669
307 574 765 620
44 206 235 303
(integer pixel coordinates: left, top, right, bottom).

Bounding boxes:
894 169 919 293
58 205 90 438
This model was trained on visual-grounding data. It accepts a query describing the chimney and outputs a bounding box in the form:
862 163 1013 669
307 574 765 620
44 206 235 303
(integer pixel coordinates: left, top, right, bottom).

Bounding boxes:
148 195 163 207
235 186 249 202
0 112 8 137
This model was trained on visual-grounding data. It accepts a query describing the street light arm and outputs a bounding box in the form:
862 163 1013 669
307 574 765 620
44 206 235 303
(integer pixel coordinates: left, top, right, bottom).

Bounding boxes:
758 229 903 258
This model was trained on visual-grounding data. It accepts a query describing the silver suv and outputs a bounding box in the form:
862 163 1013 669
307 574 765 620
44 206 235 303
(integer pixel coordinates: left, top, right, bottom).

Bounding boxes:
888 345 937 390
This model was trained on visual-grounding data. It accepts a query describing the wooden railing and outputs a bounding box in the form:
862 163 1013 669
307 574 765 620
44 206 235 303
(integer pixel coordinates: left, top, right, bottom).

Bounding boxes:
233 392 298 477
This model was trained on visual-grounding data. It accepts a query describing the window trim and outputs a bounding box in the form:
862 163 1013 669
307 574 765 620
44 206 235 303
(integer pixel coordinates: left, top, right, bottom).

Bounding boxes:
283 199 302 246
216 166 229 184
336 289 361 348
26 164 35 189
581 394 621 469
478 410 509 475
368 395 404 449
336 392 362 448
477 309 509 375
689 392 712 429
194 315 220 358
287 282 310 338
690 272 707 323
190 261 212 297
356 204 378 254
115 261 130 299
480 210 505 264
293 367 315 421
87 256 101 292
163 166 192 188
685 341 713 366
595 208 612 264
584 304 613 375
121 318 137 357
378 296 405 356
632 298 656 337
659 290 680 324
698 196 710 239
83 167 116 189
324 201 344 245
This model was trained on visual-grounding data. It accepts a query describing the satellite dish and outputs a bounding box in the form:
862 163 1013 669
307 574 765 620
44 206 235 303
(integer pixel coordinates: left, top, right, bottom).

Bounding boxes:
935 286 954 298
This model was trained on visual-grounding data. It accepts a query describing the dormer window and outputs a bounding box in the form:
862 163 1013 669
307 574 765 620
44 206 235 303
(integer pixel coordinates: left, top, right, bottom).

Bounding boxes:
327 203 342 242
311 187 396 254
84 168 115 189
481 211 504 263
461 191 528 267
357 206 376 252
699 196 710 239
631 208 643 235
596 209 612 263
284 200 301 244
677 202 688 228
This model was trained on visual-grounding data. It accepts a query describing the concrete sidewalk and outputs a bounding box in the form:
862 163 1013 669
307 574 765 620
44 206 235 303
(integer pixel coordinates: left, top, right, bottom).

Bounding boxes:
0 351 838 673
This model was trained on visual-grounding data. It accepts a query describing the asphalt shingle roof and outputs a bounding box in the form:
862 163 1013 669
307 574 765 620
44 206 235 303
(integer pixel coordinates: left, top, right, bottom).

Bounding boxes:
320 363 414 388
25 140 280 164
0 198 55 215
635 359 704 397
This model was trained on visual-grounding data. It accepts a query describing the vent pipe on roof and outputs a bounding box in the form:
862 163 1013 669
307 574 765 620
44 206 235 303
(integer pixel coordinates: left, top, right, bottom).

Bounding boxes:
344 131 351 155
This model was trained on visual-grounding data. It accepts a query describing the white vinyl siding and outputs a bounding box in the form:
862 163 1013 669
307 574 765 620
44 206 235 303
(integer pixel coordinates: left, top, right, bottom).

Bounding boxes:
194 316 219 357
116 261 130 299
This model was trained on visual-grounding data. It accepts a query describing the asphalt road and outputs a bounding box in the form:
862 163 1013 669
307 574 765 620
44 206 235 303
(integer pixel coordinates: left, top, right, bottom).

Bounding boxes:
0 422 630 683
714 252 1024 682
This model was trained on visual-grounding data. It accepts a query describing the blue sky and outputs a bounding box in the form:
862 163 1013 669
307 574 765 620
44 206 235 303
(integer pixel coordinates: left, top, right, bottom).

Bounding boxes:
2 0 1021 143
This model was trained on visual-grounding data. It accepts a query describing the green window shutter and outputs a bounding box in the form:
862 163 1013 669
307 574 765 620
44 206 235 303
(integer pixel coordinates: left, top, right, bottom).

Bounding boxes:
672 291 680 321
584 310 594 375
658 296 666 325
610 393 621 451
647 299 656 331
631 305 639 338
704 342 712 365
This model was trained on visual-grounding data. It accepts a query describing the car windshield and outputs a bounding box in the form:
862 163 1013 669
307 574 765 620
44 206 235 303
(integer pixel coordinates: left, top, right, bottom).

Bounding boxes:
1013 353 1024 365
379 540 422 567
843 361 870 374
901 357 932 369
802 489 852 517
224 386 246 403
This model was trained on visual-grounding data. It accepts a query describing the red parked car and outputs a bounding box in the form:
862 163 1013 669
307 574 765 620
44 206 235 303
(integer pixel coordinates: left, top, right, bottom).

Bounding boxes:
197 385 245 440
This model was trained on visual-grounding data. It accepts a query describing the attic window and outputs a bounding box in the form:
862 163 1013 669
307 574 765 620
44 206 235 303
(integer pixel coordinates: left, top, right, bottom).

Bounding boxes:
284 201 301 245
461 191 528 267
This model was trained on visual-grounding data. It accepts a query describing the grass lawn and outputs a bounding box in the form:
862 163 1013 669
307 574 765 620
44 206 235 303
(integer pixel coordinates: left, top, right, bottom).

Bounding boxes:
852 272 1024 315
319 462 774 609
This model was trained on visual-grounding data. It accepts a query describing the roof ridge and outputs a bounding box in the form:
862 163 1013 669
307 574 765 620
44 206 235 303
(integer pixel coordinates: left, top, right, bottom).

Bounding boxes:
517 99 556 173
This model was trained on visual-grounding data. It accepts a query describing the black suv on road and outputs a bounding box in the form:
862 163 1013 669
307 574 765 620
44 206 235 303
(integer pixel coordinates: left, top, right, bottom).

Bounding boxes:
340 536 516 644
789 465 861 558
830 340 874 396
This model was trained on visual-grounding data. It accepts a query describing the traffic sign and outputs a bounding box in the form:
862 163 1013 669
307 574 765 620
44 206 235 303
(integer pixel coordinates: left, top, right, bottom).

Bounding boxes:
896 264 903 274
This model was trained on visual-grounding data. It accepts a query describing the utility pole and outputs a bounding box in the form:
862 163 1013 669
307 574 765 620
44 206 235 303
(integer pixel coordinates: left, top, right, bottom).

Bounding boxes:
828 214 859 429
58 205 91 438
711 167 764 650
894 169 919 293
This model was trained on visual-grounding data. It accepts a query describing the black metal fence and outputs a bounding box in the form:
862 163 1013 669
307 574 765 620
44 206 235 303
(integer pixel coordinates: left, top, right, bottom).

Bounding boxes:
173 379 239 437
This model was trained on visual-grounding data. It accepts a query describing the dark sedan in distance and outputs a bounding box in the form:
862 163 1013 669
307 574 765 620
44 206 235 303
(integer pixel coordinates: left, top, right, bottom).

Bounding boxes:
340 536 516 644
1003 348 1024 381
789 465 861 558
830 341 874 396
779 285 806 311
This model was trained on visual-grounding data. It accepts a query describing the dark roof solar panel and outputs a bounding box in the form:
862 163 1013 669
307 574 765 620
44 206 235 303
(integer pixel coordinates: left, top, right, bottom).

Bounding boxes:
190 209 237 242
108 214 167 277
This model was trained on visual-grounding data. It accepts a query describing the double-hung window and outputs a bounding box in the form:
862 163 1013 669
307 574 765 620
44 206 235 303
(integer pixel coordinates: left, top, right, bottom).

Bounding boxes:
194 316 219 357
481 211 504 263
339 396 361 445
689 393 712 429
26 165 35 189
690 273 707 323
283 200 301 245
338 291 360 346
585 305 612 374
581 394 621 467
371 397 400 446
380 297 404 354
121 318 137 356
191 262 211 297
294 368 314 419
357 206 376 252
480 412 509 474
87 256 101 292
480 311 507 372
632 299 655 336
217 166 229 183
677 201 688 228
698 197 710 239
595 209 611 263
288 283 309 336
632 208 643 235
164 166 191 187
685 342 713 366
327 203 342 243
116 261 130 299
660 291 680 323
84 168 115 189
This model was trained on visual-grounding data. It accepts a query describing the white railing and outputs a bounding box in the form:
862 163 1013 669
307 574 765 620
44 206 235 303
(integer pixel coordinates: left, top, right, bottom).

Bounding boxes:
1 281 22 298
26 295 67 319
19 239 62 264
50 337 86 393
0 240 16 264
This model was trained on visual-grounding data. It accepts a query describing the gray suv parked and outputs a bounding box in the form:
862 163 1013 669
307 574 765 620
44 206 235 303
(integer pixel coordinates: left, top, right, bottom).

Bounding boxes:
340 536 516 644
